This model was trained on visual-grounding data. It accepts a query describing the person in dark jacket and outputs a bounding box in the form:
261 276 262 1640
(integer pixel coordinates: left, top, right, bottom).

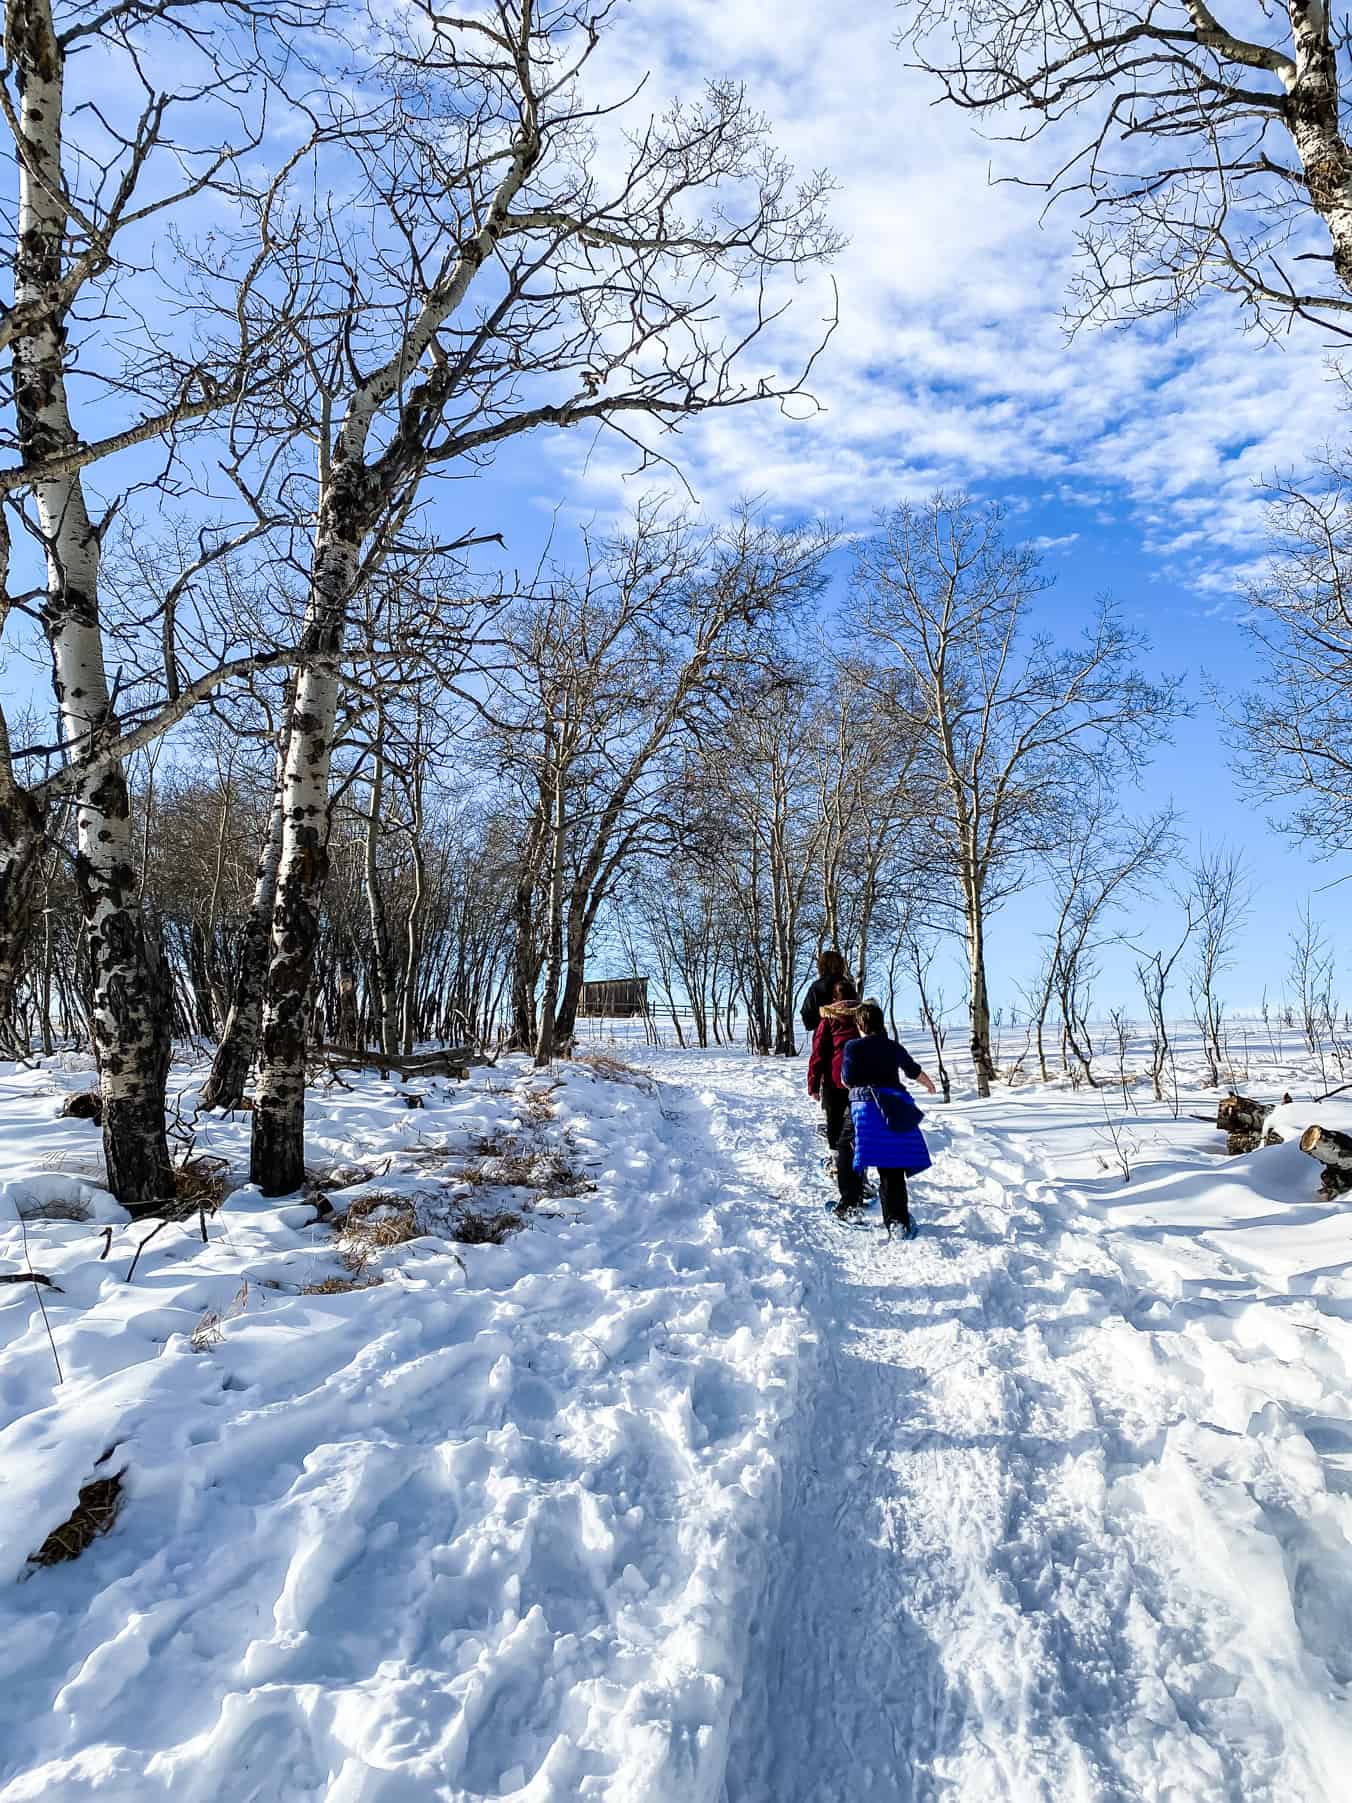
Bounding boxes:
841 1001 937 1237
807 979 864 1212
801 948 848 1036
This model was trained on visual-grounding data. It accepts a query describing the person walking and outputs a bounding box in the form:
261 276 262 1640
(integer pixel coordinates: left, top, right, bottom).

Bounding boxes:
841 1001 937 1237
800 948 848 1037
807 978 865 1215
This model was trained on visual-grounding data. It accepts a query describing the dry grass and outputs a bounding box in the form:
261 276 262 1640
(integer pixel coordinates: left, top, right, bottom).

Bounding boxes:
339 1192 422 1245
460 1148 538 1188
171 1155 233 1216
533 1150 594 1198
520 1082 561 1124
28 1468 125 1568
300 1271 385 1295
451 1205 526 1245
459 1144 591 1198
14 1193 91 1223
335 1192 424 1277
327 1176 541 1265
190 1279 250 1351
574 1049 654 1092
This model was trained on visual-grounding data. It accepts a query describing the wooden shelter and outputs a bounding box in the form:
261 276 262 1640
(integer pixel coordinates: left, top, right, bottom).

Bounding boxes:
578 975 649 1019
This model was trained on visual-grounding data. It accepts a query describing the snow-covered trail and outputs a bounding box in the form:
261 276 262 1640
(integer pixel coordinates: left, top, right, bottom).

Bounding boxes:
644 1052 1352 1803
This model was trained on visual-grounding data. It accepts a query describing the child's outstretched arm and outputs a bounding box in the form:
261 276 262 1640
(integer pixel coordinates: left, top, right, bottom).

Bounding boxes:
897 1041 937 1095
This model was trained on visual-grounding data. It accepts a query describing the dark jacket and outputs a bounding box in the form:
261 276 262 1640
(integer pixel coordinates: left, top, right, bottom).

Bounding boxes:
840 1034 922 1088
801 974 841 1034
842 1035 931 1175
807 1002 860 1095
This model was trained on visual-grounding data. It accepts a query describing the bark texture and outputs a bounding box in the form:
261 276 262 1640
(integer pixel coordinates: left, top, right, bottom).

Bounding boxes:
1282 0 1352 295
10 0 173 1205
1299 1123 1352 1196
250 530 354 1193
0 773 44 1046
200 768 286 1110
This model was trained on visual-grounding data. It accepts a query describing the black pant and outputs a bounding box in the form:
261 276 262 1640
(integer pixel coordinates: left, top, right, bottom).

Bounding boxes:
820 1082 862 1204
878 1169 910 1231
822 1081 849 1150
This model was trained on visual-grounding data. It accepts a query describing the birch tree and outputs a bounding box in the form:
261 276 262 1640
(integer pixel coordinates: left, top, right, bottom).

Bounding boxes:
851 493 1182 1096
236 3 836 1188
1 0 309 1204
902 0 1352 331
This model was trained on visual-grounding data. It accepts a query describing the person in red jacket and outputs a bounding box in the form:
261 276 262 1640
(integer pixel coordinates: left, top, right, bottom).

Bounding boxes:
807 978 863 1212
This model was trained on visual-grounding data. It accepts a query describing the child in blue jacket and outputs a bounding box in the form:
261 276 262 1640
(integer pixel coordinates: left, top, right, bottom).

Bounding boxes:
840 1001 936 1236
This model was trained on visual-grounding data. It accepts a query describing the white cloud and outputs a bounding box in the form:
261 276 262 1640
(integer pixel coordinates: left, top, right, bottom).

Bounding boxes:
1031 532 1081 552
532 0 1347 589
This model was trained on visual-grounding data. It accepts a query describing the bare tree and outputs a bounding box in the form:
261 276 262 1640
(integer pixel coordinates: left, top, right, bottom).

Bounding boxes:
236 1 837 1190
851 493 1182 1096
489 507 826 1067
905 929 953 1102
1287 901 1350 1084
1 0 311 1205
1187 844 1251 1086
901 0 1352 332
1031 797 1179 1084
812 660 929 991
1134 905 1195 1103
197 688 292 1110
1229 458 1352 852
695 673 829 1054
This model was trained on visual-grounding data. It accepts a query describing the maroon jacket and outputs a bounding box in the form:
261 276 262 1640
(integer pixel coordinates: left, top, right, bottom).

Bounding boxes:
808 1003 860 1096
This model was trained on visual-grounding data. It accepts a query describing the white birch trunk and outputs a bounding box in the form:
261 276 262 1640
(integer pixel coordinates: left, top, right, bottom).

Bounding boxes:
10 0 172 1206
533 744 567 1068
201 735 288 1110
249 533 353 1192
362 728 398 1060
963 866 996 1099
1283 0 1352 295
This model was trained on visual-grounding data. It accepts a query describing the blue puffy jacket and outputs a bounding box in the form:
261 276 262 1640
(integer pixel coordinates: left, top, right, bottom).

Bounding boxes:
841 1035 932 1175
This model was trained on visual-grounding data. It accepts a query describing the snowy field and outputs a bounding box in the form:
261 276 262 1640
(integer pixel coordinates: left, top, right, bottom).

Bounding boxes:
3 1023 1352 1799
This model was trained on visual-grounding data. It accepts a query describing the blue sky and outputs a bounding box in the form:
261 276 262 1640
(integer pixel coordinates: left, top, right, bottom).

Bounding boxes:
7 0 1350 1019
437 0 1352 1014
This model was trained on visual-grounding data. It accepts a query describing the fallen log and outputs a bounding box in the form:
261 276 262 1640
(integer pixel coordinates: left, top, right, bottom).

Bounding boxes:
1217 1094 1268 1134
1216 1092 1292 1155
1299 1124 1352 1198
311 1043 482 1080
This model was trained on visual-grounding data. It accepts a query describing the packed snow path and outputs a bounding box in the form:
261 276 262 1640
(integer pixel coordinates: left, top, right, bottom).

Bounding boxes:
665 1053 1351 1803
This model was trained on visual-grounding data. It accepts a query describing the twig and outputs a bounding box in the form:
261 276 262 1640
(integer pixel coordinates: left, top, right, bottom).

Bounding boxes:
125 1218 171 1282
0 1271 63 1289
14 1203 63 1385
1315 1081 1352 1103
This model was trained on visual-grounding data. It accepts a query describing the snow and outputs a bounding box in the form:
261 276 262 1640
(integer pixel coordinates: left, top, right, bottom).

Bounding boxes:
0 1054 806 1801
4 1025 1352 1798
